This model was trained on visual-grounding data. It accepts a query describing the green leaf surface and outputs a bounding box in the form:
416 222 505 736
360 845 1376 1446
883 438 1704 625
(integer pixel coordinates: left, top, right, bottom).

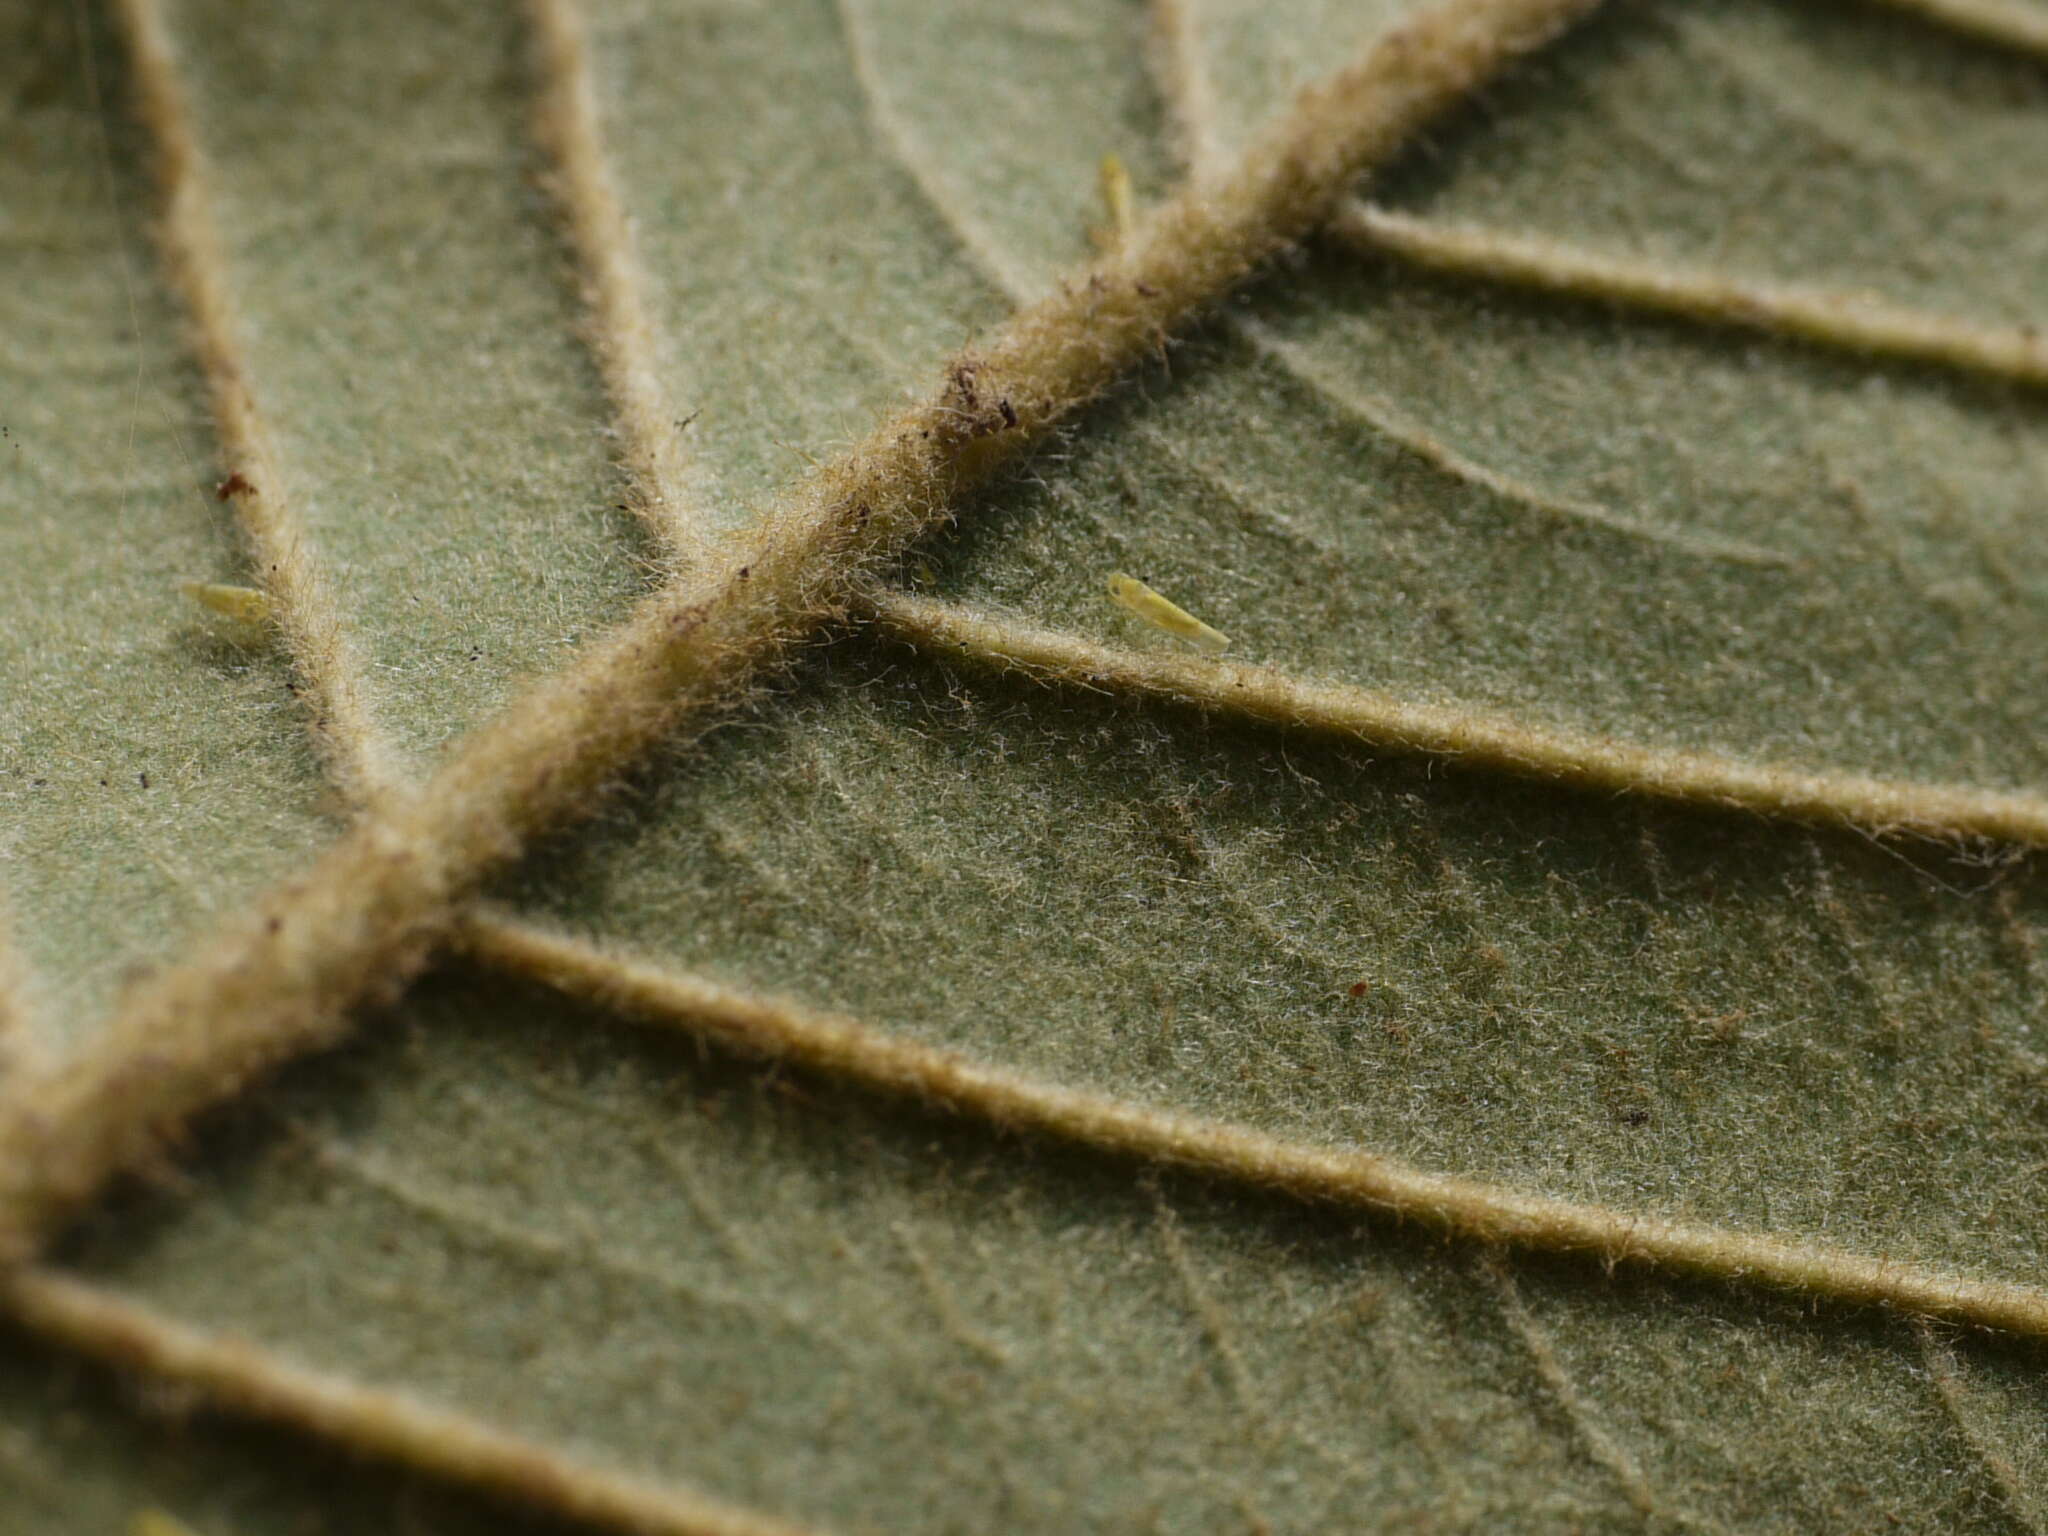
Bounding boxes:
7 0 2048 1531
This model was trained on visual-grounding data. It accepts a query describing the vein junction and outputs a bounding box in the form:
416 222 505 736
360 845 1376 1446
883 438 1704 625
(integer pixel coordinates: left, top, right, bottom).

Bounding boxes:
9 0 2048 1529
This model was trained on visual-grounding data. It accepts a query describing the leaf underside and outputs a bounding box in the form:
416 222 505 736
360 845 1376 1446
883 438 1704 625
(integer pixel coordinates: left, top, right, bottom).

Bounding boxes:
5 0 2048 1531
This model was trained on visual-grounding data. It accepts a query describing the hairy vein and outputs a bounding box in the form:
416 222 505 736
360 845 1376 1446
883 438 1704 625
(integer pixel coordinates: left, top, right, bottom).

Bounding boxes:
0 11 863 1525
524 0 711 559
0 0 1609 1265
1335 204 2048 392
1 1268 821 1536
1140 1 1803 569
455 918 2048 1342
890 1218 1009 1367
867 591 2048 847
104 0 399 806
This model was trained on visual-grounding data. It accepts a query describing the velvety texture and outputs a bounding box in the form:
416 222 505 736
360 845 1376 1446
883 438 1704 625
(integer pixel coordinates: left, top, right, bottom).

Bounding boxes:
5 0 2048 1531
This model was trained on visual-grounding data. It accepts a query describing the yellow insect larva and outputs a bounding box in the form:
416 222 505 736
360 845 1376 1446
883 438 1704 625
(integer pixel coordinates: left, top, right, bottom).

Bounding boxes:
1098 153 1135 246
179 580 272 625
1106 572 1228 654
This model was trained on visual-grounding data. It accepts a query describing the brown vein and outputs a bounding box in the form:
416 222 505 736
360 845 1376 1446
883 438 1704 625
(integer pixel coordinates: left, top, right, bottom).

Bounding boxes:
1 1268 822 1536
105 0 399 807
0 0 1610 1265
524 0 710 559
1917 1319 2048 1534
1335 204 2048 391
453 917 2048 1341
1150 0 2048 585
867 591 2048 847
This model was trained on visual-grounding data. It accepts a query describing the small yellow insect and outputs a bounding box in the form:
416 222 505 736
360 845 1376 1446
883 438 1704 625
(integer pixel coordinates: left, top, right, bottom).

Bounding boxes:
1098 153 1135 246
1106 572 1228 654
179 580 272 625
132 1509 205 1536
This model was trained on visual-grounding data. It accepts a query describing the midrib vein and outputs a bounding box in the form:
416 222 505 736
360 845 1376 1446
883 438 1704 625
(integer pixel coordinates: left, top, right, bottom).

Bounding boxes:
7 2 2047 1527
0 4 833 1532
859 0 2048 821
1162 0 2048 392
0 0 1613 1270
1132 0 2048 837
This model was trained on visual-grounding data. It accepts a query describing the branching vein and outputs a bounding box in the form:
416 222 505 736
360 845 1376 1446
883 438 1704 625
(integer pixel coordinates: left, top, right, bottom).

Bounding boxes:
1149 0 1226 183
20 0 2043 1522
0 0 1609 1266
0 11 838 1531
